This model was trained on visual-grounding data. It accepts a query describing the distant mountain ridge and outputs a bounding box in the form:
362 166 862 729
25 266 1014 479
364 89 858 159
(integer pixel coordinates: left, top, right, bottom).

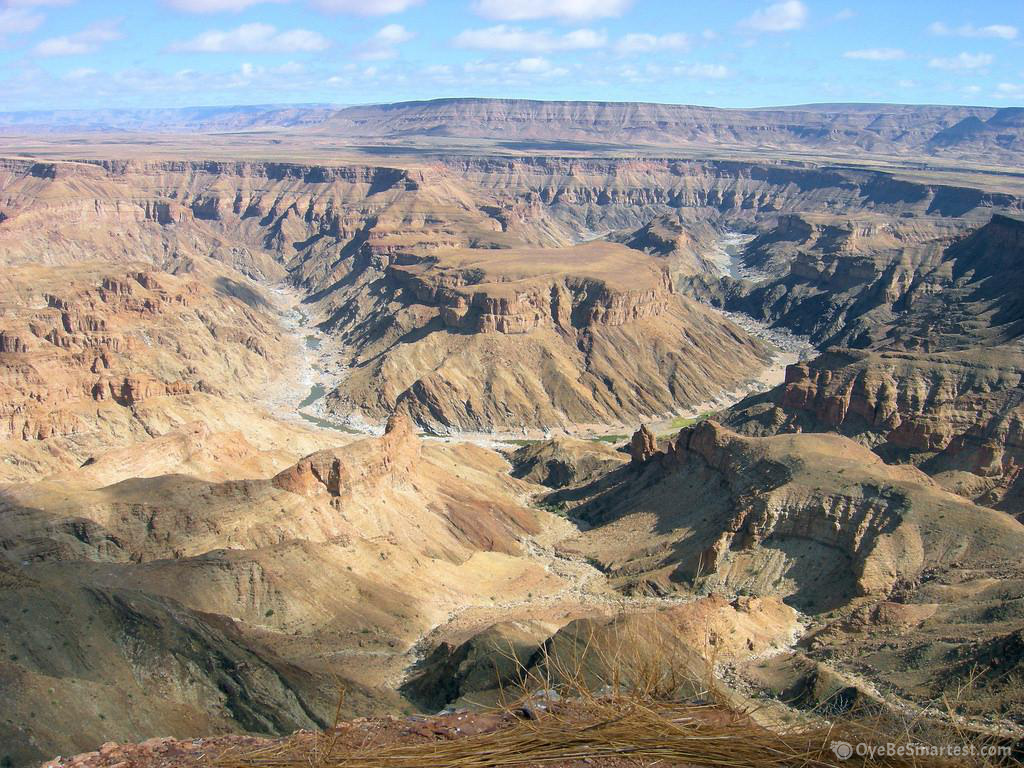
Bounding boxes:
1 98 1021 162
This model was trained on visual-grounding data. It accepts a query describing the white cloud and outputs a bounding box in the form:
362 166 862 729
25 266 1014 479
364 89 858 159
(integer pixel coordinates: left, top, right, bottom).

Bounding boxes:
454 25 605 52
738 0 807 33
273 60 304 74
169 22 330 53
675 62 730 79
834 8 855 21
928 21 1017 40
615 32 688 55
472 0 630 22
165 0 286 11
35 19 121 56
463 59 499 74
374 23 414 45
928 52 994 71
995 82 1024 99
843 48 907 61
512 56 567 76
311 0 422 13
63 66 96 80
358 23 415 59
0 0 74 45
0 7 43 40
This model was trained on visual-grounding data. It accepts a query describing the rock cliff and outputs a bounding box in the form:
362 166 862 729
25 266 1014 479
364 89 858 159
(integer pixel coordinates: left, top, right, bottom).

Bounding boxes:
721 215 1024 514
559 420 1024 609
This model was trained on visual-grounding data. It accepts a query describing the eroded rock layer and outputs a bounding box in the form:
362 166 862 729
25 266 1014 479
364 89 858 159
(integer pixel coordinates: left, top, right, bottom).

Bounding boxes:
716 214 1024 514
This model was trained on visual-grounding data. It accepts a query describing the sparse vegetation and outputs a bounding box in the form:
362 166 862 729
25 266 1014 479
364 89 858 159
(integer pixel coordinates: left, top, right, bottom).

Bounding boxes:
668 411 713 430
660 411 714 437
219 623 1013 768
534 500 570 518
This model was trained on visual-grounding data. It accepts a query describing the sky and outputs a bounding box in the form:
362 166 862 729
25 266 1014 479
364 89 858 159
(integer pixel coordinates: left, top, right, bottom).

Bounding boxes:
0 0 1022 112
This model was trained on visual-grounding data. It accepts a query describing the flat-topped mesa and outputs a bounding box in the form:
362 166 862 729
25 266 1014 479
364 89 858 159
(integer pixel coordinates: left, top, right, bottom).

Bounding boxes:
390 242 675 335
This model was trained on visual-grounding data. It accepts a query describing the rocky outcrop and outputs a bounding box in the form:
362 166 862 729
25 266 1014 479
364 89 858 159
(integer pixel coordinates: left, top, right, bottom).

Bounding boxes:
389 243 676 336
273 411 420 498
669 422 909 595
718 215 1024 513
0 263 285 449
0 330 30 353
327 239 775 432
564 420 1024 608
510 437 627 488
400 622 545 711
410 277 673 336
629 425 658 464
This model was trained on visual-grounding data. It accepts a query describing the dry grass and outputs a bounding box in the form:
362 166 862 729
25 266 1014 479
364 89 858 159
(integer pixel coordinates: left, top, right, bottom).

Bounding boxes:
214 619 1019 768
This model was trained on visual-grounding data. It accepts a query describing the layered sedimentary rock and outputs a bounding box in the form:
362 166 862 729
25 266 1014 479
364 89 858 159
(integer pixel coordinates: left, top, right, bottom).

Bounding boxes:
0 260 289 480
390 243 675 335
559 420 1024 608
719 215 1024 514
315 240 774 431
3 156 1020 436
317 100 1024 164
326 241 773 432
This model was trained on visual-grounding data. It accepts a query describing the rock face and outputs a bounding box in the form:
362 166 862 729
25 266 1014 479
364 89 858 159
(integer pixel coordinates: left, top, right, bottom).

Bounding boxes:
392 244 675 335
272 411 421 498
560 420 1024 609
629 425 658 464
343 242 774 432
510 437 627 489
720 214 1024 514
0 260 288 478
700 212 1020 349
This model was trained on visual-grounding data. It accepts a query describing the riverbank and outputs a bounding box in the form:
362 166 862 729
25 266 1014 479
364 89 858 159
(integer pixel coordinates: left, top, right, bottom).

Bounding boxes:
260 230 817 448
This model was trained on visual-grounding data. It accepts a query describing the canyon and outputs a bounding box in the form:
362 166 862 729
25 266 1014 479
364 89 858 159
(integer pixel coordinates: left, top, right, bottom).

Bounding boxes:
1 99 1023 767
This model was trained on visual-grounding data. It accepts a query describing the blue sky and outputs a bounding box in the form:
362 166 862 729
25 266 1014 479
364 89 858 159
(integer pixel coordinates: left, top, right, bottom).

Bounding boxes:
0 0 1022 111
